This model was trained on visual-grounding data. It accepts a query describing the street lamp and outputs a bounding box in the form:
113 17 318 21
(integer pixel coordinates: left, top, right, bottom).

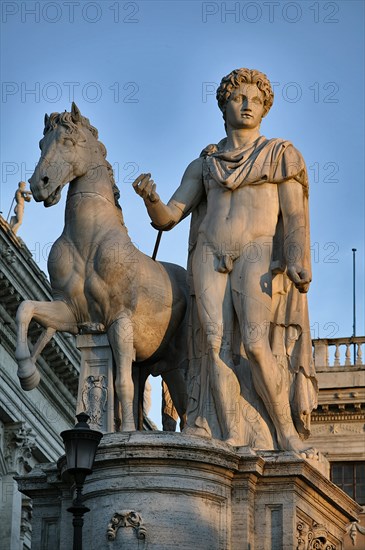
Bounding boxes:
61 413 103 550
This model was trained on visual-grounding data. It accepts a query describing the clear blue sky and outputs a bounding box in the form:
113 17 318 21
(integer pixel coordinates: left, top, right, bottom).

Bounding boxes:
1 0 364 427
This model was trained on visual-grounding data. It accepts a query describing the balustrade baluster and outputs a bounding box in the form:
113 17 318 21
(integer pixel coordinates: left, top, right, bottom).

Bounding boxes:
334 343 340 366
345 343 351 366
356 343 363 365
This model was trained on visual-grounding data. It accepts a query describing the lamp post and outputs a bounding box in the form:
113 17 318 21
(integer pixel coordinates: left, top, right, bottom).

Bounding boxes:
61 413 103 550
352 248 357 364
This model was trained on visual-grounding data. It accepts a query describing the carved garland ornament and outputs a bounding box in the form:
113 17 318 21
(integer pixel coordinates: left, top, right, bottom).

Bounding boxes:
296 520 337 550
107 510 147 542
81 374 108 428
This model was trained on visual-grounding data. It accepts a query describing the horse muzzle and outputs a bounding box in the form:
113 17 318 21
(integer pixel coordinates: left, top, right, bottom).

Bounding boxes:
29 169 62 206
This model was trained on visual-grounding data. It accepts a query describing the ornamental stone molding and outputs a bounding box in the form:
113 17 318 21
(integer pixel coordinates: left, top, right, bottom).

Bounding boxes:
2 246 17 264
310 423 365 436
346 521 365 546
296 519 337 550
107 510 147 543
20 497 33 539
4 422 36 474
81 374 108 429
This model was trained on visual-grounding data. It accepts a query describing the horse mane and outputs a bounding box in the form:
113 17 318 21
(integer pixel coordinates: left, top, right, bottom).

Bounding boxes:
44 111 123 221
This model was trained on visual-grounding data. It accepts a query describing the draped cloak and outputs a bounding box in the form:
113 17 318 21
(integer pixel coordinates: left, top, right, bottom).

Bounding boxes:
179 136 318 448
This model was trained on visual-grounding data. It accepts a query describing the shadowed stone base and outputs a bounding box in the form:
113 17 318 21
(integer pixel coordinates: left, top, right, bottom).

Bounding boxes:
17 433 361 550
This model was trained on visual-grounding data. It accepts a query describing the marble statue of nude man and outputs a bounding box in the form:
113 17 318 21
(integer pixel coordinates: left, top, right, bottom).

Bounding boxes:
133 68 317 456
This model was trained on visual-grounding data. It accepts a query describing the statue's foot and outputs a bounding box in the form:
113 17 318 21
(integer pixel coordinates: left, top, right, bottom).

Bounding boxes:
280 433 318 460
223 421 241 447
225 435 240 447
17 357 40 390
183 425 211 438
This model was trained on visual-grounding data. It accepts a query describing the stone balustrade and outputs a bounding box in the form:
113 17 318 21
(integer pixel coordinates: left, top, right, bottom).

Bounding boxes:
313 337 365 371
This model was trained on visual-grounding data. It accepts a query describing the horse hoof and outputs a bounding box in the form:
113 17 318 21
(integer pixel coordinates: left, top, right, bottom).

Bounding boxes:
18 369 41 390
17 358 40 390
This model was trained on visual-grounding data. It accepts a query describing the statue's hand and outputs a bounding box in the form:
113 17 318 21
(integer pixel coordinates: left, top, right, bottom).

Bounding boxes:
287 265 311 293
132 173 160 203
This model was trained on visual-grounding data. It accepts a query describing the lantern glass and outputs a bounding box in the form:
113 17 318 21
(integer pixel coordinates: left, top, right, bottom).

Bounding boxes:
61 414 103 477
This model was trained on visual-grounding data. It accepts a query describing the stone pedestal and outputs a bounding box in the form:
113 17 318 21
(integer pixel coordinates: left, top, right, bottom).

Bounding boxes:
17 433 361 550
76 334 117 432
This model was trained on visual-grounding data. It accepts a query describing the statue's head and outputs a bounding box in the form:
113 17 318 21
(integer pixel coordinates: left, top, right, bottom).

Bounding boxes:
19 181 26 190
217 68 274 124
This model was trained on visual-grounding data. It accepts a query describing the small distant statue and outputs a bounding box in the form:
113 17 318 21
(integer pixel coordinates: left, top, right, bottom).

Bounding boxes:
9 181 32 235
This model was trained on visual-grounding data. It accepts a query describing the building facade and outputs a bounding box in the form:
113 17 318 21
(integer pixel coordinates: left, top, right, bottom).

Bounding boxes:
0 216 80 549
309 337 365 549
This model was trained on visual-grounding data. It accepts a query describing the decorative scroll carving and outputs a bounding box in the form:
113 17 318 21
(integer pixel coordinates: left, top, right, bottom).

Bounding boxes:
296 520 337 549
4 422 36 474
107 510 147 542
81 375 108 428
346 521 365 546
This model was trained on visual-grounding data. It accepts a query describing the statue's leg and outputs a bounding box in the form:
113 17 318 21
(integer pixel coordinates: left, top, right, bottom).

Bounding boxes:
11 220 21 234
107 317 136 432
231 257 316 457
162 367 187 430
15 300 78 390
192 246 241 443
11 206 24 234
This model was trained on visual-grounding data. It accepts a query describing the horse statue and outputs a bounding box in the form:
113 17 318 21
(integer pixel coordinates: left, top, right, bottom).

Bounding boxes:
15 102 188 431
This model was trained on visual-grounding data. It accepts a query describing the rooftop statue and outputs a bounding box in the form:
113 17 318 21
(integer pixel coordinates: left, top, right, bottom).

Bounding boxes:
133 68 318 456
15 103 188 432
9 181 32 235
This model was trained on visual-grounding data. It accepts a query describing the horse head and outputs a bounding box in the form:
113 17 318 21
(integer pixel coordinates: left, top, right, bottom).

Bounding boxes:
29 102 105 207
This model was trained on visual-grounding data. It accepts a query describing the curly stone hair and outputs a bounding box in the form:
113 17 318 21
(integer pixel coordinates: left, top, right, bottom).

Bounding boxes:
217 68 274 120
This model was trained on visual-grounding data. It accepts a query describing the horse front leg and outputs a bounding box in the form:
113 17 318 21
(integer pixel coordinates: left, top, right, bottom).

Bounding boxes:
108 317 136 432
15 300 78 390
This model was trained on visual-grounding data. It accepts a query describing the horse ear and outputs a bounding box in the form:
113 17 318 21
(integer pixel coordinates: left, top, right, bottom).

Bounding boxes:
71 102 82 123
44 113 49 127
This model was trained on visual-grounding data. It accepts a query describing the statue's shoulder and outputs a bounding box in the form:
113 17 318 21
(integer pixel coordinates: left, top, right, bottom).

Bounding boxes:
266 137 304 160
199 138 226 158
200 143 218 158
265 137 308 188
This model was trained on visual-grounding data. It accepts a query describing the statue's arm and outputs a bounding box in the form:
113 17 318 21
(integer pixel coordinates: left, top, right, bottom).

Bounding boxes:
133 157 204 230
278 179 311 293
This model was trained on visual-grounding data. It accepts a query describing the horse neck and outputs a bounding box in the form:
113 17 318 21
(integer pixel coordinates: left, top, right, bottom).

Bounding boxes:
65 165 129 237
67 164 115 202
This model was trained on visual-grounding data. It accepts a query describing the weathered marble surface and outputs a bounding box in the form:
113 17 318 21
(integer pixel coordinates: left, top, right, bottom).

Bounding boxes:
17 433 361 550
15 103 188 431
134 68 317 455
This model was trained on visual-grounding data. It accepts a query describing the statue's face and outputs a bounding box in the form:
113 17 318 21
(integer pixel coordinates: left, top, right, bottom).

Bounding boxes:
225 83 265 131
